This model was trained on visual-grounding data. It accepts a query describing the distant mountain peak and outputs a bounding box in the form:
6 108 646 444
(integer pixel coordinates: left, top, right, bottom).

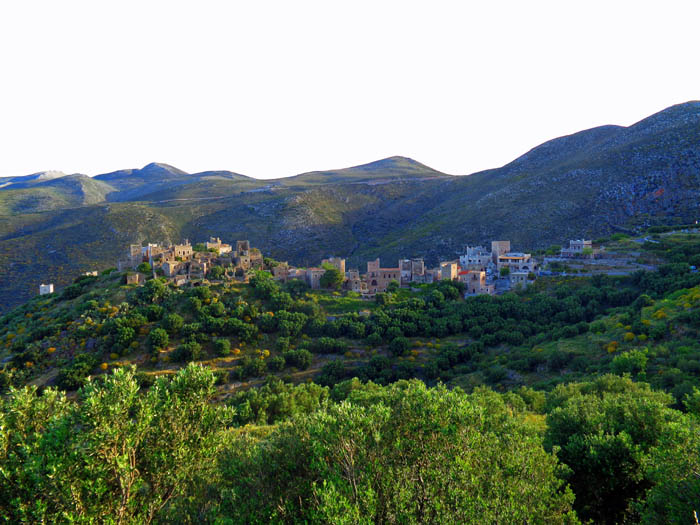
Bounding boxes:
31 170 68 180
141 162 188 176
0 170 69 188
341 156 441 174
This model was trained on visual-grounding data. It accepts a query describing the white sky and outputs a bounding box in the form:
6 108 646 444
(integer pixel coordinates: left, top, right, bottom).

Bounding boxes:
0 0 698 179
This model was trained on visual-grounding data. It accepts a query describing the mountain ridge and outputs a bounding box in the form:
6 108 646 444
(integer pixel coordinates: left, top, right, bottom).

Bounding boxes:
1 101 699 311
3 100 698 187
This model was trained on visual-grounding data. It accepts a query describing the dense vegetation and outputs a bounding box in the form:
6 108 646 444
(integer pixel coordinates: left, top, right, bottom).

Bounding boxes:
3 232 700 522
2 368 698 523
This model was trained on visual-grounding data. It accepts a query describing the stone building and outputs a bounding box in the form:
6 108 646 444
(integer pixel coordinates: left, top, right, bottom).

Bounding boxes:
173 240 193 260
460 246 491 271
205 237 232 254
236 240 251 254
234 253 251 270
306 268 326 290
249 248 263 268
344 276 366 293
491 240 511 264
440 262 458 281
366 258 400 293
322 256 346 274
272 263 290 282
188 261 208 279
162 260 183 277
399 258 426 285
125 273 145 286
459 270 494 295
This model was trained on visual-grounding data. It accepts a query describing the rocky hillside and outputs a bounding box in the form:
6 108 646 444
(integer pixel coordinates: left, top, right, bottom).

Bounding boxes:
0 102 698 311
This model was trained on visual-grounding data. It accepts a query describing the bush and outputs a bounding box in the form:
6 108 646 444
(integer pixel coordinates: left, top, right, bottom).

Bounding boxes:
275 337 291 353
172 341 202 362
283 349 313 370
146 305 164 321
56 354 97 390
115 326 135 348
214 339 231 356
266 355 286 372
61 284 82 300
590 321 606 333
389 337 409 357
162 313 184 334
649 323 668 341
366 332 382 347
611 348 648 376
316 360 347 387
312 337 348 354
241 357 267 378
188 297 202 313
191 286 212 301
147 328 169 352
135 372 156 388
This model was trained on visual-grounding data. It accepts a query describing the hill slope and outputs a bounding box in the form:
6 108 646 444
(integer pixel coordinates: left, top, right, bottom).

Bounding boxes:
0 102 699 310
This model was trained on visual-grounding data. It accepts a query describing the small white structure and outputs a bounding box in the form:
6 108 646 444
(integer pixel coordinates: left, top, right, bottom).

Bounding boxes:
510 271 533 288
39 283 54 295
561 239 593 257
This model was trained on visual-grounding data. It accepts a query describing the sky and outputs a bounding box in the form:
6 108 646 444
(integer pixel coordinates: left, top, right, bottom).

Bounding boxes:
0 0 698 179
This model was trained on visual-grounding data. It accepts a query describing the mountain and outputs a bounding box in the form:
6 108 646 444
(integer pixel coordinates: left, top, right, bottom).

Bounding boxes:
277 156 452 186
0 175 116 214
0 170 69 188
0 101 698 311
92 162 197 201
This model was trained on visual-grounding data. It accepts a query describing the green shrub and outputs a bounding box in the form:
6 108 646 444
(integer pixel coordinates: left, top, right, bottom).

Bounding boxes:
214 339 231 356
389 337 409 357
275 337 291 353
312 337 348 354
241 357 267 378
266 355 286 372
611 348 648 376
172 341 202 362
283 349 313 370
162 313 184 334
148 328 169 352
56 354 98 391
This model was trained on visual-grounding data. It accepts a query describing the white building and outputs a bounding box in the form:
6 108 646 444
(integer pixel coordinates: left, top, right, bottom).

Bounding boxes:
39 283 54 295
510 271 533 288
497 252 537 273
561 239 595 258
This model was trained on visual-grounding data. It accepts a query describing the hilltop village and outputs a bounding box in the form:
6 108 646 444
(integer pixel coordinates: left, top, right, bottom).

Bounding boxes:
100 236 602 298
